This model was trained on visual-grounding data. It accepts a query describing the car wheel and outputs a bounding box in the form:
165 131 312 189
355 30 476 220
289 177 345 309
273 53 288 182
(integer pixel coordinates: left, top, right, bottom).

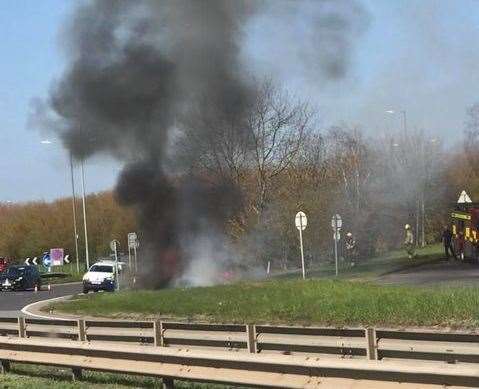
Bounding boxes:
83 288 89 294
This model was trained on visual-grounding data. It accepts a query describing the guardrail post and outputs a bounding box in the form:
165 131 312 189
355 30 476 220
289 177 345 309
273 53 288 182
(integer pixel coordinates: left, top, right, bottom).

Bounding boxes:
154 320 164 347
365 327 377 360
246 324 257 354
77 319 87 342
162 377 174 389
71 367 82 381
0 360 10 374
18 317 26 338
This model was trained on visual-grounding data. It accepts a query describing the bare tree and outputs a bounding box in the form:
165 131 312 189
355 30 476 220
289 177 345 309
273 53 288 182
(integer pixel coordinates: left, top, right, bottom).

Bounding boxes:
326 126 372 214
246 80 314 216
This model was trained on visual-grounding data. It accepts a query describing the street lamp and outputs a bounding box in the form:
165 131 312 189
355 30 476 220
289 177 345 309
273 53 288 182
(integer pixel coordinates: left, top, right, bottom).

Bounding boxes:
80 160 90 270
385 109 407 136
40 140 81 273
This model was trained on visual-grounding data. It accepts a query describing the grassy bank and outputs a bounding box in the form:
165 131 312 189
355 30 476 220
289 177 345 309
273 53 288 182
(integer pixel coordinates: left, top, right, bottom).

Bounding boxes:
0 364 220 389
275 243 444 280
51 277 479 328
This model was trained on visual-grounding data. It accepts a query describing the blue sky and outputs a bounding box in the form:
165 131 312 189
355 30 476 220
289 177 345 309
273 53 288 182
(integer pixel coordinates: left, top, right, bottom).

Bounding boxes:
1 0 479 203
0 0 119 203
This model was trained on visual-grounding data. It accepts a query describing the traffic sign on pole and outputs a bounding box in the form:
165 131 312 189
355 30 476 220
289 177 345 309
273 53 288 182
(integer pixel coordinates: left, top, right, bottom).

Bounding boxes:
295 211 307 279
109 240 120 291
128 233 138 249
331 214 342 230
331 214 342 277
42 252 51 267
50 248 65 267
295 212 308 231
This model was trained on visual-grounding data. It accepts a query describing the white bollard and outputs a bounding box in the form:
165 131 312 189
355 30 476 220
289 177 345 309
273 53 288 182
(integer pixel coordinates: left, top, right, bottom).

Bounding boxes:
47 284 51 292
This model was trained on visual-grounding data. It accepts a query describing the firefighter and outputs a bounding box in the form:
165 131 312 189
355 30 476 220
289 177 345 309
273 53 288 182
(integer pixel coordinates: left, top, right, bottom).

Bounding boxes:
344 232 356 266
404 224 415 259
442 225 456 260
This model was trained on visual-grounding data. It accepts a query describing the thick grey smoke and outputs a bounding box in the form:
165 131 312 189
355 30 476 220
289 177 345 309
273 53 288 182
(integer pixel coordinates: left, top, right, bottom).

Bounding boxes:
43 0 368 287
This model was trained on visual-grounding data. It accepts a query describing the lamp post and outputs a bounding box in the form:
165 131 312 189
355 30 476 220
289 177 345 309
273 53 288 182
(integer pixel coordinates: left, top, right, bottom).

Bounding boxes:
385 109 407 136
69 154 80 273
41 140 82 272
80 160 90 270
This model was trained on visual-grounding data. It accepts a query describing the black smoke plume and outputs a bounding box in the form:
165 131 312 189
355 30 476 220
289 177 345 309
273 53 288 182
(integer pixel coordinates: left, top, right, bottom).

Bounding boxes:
43 0 367 287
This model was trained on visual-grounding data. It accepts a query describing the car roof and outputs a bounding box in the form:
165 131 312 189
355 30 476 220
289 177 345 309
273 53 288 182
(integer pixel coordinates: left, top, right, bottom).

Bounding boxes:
94 261 116 265
91 262 114 268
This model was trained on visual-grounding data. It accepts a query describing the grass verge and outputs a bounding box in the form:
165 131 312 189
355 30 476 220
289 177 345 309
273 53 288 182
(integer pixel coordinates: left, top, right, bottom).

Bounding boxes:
51 276 479 329
274 243 444 281
0 363 222 388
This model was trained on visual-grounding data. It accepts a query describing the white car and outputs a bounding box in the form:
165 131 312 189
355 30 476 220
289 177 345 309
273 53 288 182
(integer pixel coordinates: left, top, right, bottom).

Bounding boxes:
82 262 116 294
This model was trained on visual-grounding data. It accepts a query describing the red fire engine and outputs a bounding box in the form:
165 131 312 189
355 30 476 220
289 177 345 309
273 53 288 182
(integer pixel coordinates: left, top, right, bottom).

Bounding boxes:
451 202 479 262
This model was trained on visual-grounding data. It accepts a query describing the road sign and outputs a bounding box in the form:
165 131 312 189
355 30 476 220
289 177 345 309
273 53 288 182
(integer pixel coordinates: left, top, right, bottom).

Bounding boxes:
294 211 307 280
32 257 38 265
110 240 120 291
458 190 472 204
64 255 70 264
50 248 64 266
295 211 308 231
128 232 138 249
42 252 51 267
110 240 120 252
331 214 342 230
24 258 31 266
331 214 342 277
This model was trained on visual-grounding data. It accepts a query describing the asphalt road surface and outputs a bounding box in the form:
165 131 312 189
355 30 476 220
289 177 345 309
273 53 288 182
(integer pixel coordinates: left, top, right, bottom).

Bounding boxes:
378 260 479 285
0 283 82 317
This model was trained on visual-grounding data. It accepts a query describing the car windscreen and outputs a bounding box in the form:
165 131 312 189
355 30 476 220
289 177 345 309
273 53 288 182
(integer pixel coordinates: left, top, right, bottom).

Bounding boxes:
89 265 113 273
6 267 25 278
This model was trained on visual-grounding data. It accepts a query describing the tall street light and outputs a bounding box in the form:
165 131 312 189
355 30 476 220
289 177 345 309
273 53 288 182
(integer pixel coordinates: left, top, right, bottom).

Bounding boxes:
385 109 407 136
69 154 80 273
41 140 81 273
80 160 90 270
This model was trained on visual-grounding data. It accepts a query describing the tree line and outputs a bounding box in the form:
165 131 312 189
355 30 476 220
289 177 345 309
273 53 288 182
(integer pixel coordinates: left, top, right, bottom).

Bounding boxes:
0 192 137 265
1 81 478 270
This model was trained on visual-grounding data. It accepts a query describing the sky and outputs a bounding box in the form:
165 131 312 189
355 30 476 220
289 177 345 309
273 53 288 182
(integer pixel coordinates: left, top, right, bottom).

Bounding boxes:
1 0 479 203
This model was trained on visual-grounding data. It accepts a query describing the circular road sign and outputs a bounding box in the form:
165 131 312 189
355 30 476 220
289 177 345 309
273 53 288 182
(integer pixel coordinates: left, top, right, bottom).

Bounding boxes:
110 239 120 252
42 252 51 267
295 211 308 231
331 214 342 230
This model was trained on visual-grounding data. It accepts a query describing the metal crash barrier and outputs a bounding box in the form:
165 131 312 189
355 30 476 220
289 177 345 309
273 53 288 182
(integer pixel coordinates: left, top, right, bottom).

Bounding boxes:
0 317 478 387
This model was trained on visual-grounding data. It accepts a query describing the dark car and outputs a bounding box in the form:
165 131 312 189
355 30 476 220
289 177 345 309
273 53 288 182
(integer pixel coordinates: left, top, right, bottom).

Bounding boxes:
0 265 42 291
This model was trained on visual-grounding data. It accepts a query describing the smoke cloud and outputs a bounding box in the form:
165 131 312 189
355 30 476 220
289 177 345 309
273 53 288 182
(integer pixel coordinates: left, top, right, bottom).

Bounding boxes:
42 0 368 287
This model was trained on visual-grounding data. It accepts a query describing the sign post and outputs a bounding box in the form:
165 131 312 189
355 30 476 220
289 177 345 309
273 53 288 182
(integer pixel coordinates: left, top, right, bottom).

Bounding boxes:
42 252 51 272
50 248 64 267
110 240 120 291
295 211 308 280
331 214 342 277
128 232 138 272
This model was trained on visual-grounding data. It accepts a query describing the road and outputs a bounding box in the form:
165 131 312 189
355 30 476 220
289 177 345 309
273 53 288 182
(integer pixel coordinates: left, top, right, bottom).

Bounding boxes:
0 283 82 317
378 260 479 285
